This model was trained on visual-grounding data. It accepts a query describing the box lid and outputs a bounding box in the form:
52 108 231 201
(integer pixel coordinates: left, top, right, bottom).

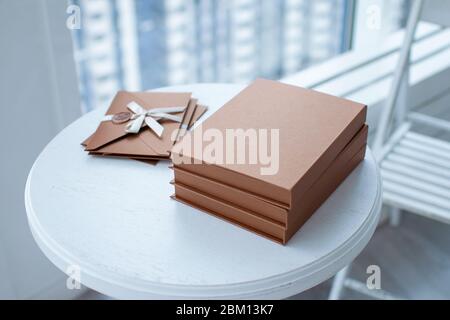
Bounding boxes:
172 79 366 199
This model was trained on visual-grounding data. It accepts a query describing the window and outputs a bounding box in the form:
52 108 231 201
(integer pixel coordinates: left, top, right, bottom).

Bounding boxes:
70 0 409 111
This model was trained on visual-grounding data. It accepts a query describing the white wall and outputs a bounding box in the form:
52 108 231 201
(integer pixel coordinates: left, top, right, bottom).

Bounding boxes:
0 0 82 299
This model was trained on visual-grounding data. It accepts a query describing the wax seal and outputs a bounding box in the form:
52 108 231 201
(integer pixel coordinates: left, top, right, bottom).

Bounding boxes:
112 112 131 124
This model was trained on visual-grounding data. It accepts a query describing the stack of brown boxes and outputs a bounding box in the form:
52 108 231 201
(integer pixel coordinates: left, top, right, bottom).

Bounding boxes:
171 79 368 245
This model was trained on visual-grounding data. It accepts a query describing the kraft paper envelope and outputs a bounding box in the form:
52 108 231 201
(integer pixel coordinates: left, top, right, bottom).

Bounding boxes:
188 103 208 129
86 100 199 158
82 97 208 160
81 100 203 147
84 91 192 158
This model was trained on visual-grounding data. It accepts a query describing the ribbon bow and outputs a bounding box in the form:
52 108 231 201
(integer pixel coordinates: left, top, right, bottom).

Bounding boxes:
104 101 186 138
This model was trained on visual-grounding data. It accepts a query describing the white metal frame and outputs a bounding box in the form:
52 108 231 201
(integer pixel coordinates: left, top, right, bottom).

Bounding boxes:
329 0 450 300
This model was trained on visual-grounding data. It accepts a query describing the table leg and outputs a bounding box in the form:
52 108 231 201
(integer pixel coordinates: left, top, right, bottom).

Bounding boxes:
328 266 351 300
389 207 402 227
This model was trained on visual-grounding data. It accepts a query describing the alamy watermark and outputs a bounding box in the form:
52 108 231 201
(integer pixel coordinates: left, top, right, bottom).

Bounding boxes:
171 125 280 176
66 264 81 290
366 265 381 290
66 4 81 30
366 4 382 31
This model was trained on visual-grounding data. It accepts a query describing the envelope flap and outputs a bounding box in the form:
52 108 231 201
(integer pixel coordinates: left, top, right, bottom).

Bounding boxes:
105 91 133 115
129 92 192 110
85 91 133 150
90 134 160 157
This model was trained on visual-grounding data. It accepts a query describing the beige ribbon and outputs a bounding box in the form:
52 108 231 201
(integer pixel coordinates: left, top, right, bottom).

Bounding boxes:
103 101 186 138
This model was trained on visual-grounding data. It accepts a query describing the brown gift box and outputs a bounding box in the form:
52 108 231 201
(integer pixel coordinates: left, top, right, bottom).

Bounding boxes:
171 79 367 244
173 125 367 244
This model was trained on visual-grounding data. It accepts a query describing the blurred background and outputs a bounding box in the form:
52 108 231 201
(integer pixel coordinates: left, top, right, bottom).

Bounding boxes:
2 0 450 300
69 0 409 111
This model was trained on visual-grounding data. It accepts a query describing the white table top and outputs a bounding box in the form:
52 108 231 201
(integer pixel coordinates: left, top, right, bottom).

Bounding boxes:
25 84 382 300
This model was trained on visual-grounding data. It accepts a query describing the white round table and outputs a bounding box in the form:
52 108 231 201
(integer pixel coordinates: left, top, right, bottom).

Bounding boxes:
25 84 382 300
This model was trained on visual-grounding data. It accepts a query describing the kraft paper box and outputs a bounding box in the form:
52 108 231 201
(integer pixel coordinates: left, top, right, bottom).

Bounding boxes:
173 125 368 225
172 79 367 205
173 126 368 244
171 78 367 244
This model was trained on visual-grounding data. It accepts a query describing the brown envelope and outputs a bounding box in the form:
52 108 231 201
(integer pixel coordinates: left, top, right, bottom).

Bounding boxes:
189 103 208 129
173 99 198 143
82 97 208 160
85 91 192 158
